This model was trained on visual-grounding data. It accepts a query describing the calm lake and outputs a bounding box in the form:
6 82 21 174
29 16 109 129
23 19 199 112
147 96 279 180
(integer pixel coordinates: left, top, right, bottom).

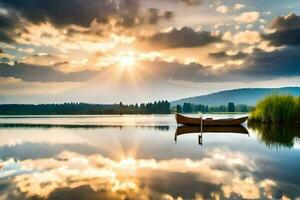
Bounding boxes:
0 114 299 200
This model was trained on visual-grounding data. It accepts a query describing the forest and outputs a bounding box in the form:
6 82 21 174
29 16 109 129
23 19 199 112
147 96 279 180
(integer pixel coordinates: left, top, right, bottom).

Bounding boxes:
0 101 171 115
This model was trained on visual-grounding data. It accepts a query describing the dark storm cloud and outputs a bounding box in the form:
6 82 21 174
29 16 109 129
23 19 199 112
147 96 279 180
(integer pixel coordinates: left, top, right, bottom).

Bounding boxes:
0 63 97 82
0 13 15 29
263 13 300 46
0 0 118 27
270 13 300 32
0 0 174 29
263 29 300 46
143 47 300 83
0 32 14 43
141 27 221 49
236 48 300 78
0 13 19 43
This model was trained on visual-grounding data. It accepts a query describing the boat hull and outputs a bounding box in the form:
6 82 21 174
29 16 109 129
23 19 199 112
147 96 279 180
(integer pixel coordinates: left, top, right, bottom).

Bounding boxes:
176 113 248 126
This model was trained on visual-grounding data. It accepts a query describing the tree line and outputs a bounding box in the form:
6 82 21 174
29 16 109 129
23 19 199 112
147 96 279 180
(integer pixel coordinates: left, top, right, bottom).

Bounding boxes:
0 101 253 115
176 102 252 113
0 101 171 115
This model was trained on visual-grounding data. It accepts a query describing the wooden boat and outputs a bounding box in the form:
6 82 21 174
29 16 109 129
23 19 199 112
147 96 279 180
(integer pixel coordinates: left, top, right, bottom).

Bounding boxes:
175 113 248 126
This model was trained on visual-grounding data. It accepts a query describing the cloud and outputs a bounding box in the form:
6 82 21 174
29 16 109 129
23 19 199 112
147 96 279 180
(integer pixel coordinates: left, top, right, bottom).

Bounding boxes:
140 27 222 49
233 4 245 10
263 13 300 46
0 0 174 29
237 47 300 78
269 13 300 32
141 45 300 83
0 0 117 28
0 77 81 98
209 51 248 61
142 8 174 25
264 29 300 46
216 5 228 14
117 0 174 28
0 0 175 54
140 60 223 82
1 46 297 98
234 11 260 23
17 48 34 54
232 30 261 44
0 12 20 43
181 0 202 6
0 62 98 82
21 53 68 68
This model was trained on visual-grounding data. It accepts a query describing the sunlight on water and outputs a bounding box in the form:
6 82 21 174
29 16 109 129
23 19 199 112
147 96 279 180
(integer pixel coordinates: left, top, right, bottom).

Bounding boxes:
0 115 299 200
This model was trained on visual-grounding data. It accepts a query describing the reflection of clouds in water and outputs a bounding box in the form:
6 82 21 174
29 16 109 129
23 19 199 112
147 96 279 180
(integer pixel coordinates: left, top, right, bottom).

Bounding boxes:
222 177 274 199
0 128 96 147
0 149 292 200
0 127 167 160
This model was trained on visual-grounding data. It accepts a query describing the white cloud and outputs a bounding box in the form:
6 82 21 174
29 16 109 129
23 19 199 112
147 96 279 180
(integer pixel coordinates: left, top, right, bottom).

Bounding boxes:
17 48 34 54
222 31 232 41
235 11 260 23
216 5 228 14
227 59 244 66
233 3 245 10
232 30 261 44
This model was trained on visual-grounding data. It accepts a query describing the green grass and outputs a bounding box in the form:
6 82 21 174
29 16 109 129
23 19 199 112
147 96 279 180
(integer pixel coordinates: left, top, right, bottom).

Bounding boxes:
249 94 300 123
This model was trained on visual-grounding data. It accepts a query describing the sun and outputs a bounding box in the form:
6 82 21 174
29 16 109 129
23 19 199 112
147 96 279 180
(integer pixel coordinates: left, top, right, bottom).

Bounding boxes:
118 55 136 68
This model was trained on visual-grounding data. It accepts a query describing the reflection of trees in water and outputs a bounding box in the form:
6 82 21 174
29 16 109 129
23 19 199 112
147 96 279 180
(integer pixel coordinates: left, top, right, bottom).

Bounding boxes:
0 123 170 131
154 126 169 131
248 122 300 149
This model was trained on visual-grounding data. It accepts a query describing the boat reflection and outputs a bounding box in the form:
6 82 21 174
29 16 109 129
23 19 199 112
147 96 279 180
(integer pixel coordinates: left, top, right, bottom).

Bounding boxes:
175 125 249 145
248 122 300 149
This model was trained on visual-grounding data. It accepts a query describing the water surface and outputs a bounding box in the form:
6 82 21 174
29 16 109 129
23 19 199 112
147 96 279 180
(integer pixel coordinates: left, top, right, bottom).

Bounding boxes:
0 114 299 200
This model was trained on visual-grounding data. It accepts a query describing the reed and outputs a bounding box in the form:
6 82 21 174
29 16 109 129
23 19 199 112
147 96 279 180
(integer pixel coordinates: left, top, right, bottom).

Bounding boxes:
249 94 299 123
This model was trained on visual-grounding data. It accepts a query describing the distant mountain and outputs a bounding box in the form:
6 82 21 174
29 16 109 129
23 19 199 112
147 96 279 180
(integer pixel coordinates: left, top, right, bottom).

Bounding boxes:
171 87 300 106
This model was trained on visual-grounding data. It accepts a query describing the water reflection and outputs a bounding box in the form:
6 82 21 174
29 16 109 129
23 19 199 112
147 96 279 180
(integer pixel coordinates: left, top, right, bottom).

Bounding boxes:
175 126 249 145
0 115 300 199
248 123 300 149
0 150 291 200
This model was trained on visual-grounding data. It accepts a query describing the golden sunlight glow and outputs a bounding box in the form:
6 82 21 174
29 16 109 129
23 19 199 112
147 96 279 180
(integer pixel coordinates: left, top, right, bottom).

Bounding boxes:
118 54 136 68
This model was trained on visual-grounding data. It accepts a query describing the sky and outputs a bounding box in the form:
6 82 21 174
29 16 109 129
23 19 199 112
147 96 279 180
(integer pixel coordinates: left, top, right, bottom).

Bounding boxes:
0 0 300 104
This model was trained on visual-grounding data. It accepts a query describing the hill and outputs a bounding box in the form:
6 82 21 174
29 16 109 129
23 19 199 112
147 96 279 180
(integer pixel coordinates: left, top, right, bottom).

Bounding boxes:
171 87 300 106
